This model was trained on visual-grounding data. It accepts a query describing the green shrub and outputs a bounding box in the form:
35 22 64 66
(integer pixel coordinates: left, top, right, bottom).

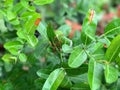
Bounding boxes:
0 0 120 90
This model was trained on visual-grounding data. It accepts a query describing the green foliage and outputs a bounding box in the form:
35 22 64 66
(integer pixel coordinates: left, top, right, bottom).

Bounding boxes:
68 46 87 68
88 59 103 90
42 68 65 90
105 35 120 62
18 53 27 63
0 0 120 90
104 19 120 37
34 0 54 5
4 40 23 55
104 64 118 84
81 9 97 45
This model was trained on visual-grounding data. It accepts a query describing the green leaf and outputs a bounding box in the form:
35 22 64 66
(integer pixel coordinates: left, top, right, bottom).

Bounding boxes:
21 11 35 20
58 25 71 36
47 24 56 43
105 35 120 62
104 64 118 84
55 30 72 46
70 83 90 90
13 3 24 14
66 64 88 76
68 46 87 68
88 42 103 53
6 11 16 21
9 18 20 25
34 38 49 58
0 18 7 32
60 76 72 88
104 19 120 36
4 41 23 50
81 9 97 45
2 54 17 63
26 35 38 47
37 69 51 79
117 78 120 89
70 73 88 84
17 29 38 47
3 0 13 8
42 68 65 90
24 13 41 34
116 53 120 67
98 36 111 47
88 59 103 90
34 0 54 5
18 53 27 63
21 0 29 8
62 44 73 53
37 22 48 40
4 41 23 55
59 36 72 46
4 63 13 72
17 30 27 39
92 49 105 60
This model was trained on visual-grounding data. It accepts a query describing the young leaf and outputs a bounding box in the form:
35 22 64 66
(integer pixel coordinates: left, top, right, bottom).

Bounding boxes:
42 68 65 90
34 0 54 5
88 59 103 90
18 53 27 63
55 30 72 46
4 41 23 55
17 30 27 39
21 0 29 9
68 46 87 68
47 24 63 50
9 18 20 25
17 30 38 47
24 13 41 35
13 3 24 14
6 11 16 21
105 35 120 62
4 41 23 50
104 64 118 84
81 9 97 45
59 36 72 46
26 35 38 47
104 19 120 36
2 54 17 63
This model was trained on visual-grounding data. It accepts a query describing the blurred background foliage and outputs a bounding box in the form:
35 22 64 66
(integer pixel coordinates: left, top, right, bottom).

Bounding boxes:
0 0 120 89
